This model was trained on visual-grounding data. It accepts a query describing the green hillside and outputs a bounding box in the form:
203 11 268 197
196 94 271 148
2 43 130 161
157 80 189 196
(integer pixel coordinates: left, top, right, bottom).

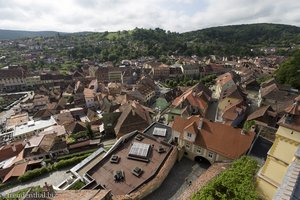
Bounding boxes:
0 29 65 40
67 23 300 61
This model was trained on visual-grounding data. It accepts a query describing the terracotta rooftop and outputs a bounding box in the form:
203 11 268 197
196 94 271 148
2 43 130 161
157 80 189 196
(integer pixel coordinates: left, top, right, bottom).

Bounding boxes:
172 83 211 109
247 105 278 128
3 162 27 183
0 142 25 163
114 101 152 137
53 112 75 125
65 121 86 134
86 131 173 195
172 116 255 159
278 96 300 132
285 96 300 115
216 72 234 86
84 88 95 98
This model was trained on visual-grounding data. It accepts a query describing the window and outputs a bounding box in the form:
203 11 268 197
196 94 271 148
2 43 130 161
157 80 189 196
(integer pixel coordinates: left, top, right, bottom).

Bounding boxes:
187 132 192 138
208 152 214 158
196 147 202 154
185 143 190 149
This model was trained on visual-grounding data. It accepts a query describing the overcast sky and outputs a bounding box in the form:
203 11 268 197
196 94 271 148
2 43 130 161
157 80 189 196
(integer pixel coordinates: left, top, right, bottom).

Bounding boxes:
0 0 300 32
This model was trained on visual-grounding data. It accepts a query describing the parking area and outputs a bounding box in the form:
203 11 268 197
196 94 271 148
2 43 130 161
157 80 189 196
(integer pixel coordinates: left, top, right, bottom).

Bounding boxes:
144 157 209 200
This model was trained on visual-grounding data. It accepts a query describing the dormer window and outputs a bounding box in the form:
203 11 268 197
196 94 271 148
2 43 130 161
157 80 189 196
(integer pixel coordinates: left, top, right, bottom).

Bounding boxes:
187 132 192 138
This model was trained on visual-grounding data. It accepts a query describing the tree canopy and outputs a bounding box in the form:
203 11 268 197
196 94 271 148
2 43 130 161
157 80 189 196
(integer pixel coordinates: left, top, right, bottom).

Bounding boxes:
276 50 300 90
192 156 259 200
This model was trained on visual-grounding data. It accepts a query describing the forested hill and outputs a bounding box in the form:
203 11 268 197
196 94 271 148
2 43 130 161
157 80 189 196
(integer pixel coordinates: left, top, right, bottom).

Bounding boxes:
0 29 64 40
180 23 300 55
67 23 300 60
1 23 300 58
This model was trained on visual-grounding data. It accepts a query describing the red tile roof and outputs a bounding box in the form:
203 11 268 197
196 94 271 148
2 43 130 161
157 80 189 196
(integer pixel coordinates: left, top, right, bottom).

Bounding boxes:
0 142 25 163
3 162 27 182
172 116 255 159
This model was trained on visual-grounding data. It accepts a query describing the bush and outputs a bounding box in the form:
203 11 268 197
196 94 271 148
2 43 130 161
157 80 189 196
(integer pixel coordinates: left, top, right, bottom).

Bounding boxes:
18 154 90 182
71 131 88 140
192 156 259 200
53 154 89 170
18 167 51 182
243 120 256 132
68 180 86 190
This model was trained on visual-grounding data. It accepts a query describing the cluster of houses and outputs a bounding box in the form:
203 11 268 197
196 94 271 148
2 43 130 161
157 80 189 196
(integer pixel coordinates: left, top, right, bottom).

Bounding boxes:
0 53 299 199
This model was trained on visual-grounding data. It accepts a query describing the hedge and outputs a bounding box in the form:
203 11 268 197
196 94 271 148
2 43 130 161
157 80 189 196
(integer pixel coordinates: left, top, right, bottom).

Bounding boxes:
192 156 259 200
18 154 90 183
18 167 50 182
52 154 89 170
44 149 97 163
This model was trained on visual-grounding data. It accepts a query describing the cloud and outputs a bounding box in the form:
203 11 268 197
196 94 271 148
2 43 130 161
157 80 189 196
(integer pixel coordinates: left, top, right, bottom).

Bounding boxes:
0 0 299 32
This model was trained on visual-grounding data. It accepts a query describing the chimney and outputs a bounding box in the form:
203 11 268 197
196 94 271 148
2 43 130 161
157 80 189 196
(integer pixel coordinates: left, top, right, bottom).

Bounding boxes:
12 144 16 152
241 129 246 135
198 118 203 130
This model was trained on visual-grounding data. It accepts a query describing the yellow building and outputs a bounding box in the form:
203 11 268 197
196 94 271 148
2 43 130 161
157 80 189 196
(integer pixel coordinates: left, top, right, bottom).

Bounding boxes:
257 96 300 199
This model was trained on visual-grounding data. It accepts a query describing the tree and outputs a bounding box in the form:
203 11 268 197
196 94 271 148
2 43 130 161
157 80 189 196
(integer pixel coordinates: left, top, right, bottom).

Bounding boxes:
192 156 259 200
276 50 300 89
85 122 94 139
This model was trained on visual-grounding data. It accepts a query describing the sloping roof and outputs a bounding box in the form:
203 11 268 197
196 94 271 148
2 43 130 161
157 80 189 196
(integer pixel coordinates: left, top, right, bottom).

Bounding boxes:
64 84 74 94
65 122 86 134
83 88 95 98
285 96 300 115
172 116 255 159
220 84 247 101
216 72 234 86
278 96 300 132
247 105 272 121
38 133 57 153
172 83 211 110
114 101 152 136
0 142 25 162
3 162 27 183
86 109 99 121
33 109 57 120
54 112 75 125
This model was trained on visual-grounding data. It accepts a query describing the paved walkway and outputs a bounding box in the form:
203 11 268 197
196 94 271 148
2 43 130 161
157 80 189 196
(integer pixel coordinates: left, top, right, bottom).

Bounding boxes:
176 163 229 200
144 158 209 200
0 167 72 196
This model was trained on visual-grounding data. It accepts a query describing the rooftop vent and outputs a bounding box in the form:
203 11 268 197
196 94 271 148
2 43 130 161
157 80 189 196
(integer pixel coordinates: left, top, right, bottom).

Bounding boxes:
132 167 143 177
114 170 125 182
157 145 166 153
135 134 144 141
110 155 120 164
